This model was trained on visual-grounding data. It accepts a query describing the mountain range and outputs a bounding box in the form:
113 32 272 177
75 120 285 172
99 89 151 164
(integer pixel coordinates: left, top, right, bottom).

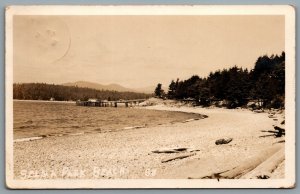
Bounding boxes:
62 81 155 94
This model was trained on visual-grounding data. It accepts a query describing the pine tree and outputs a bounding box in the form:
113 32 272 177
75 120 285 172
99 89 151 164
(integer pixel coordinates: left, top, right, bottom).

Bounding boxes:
154 83 164 98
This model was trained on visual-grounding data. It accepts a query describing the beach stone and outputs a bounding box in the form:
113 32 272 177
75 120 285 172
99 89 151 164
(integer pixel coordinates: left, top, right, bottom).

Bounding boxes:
215 138 233 145
253 110 264 113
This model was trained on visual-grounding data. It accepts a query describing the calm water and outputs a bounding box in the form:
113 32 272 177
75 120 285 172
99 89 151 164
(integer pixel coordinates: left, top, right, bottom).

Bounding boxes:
13 100 201 139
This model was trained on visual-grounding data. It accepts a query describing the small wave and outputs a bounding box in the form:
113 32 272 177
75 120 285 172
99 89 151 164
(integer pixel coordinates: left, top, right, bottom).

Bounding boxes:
123 126 144 130
17 125 43 130
14 136 44 143
24 120 33 124
69 132 84 136
17 125 34 129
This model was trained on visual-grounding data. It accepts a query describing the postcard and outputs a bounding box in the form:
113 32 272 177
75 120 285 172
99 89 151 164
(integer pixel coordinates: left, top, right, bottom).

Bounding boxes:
5 5 295 188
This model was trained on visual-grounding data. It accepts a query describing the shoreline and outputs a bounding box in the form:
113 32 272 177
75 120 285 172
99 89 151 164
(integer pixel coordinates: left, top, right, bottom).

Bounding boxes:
13 102 285 179
143 104 285 179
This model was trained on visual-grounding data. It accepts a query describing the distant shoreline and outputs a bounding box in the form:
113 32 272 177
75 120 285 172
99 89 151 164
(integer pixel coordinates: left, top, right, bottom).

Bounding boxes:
13 99 76 103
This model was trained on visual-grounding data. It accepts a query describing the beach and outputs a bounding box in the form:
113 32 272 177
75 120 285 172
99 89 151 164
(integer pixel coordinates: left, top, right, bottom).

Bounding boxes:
13 102 285 179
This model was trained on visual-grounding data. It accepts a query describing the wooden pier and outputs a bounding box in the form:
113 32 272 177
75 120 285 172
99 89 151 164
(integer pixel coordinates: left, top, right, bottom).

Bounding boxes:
76 99 146 107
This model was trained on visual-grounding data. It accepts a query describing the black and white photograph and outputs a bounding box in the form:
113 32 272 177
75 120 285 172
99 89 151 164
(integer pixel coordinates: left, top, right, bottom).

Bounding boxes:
5 5 295 188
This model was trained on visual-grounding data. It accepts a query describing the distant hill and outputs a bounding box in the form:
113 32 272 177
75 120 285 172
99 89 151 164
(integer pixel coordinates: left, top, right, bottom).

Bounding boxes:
63 81 134 92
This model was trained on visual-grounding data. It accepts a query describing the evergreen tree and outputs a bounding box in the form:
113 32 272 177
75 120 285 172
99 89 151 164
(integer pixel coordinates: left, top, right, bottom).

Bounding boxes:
13 83 152 101
159 52 285 109
154 83 164 98
167 80 177 99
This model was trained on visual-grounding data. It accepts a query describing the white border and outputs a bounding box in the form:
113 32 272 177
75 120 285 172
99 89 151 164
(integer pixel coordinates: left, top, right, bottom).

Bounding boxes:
5 5 296 189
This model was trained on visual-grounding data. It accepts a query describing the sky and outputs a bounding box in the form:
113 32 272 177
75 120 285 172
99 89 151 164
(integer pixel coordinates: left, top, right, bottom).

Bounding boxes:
13 15 284 88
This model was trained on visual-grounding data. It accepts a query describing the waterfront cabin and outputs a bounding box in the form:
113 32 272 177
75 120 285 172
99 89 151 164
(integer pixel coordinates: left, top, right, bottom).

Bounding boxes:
76 98 100 106
87 98 100 106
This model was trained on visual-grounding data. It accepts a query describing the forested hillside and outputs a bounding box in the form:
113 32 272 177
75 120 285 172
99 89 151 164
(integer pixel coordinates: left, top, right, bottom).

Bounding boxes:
155 52 285 108
13 83 152 101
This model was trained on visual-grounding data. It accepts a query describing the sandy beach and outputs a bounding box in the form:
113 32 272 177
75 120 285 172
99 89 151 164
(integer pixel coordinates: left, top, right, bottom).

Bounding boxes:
13 104 285 179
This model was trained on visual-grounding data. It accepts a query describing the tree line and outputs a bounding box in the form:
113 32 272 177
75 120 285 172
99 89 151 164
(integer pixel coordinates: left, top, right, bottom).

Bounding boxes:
155 52 285 109
13 83 152 101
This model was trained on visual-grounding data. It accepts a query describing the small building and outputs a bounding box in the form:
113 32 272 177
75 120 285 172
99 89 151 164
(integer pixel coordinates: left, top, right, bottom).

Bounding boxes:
88 98 99 103
86 98 100 106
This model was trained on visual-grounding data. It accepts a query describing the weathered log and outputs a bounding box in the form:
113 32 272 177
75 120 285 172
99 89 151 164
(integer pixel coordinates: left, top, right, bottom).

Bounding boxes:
152 147 200 154
241 148 284 179
152 148 189 154
261 130 279 133
259 134 275 138
161 153 196 163
260 126 285 137
261 130 285 135
218 145 283 179
198 144 283 179
274 140 285 144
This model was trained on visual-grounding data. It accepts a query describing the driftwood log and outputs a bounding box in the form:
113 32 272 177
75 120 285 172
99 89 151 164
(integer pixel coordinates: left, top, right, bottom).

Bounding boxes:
241 148 284 179
161 153 196 163
260 126 285 138
199 144 283 179
152 148 190 154
152 147 200 154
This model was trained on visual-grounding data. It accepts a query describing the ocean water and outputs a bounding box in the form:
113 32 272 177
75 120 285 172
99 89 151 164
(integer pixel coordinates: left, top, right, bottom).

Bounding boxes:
13 100 201 139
